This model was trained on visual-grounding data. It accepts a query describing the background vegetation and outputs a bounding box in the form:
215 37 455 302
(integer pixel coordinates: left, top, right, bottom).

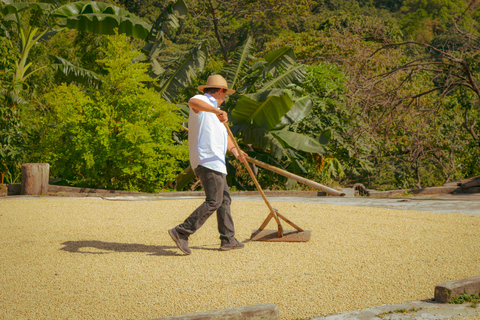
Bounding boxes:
1 0 480 192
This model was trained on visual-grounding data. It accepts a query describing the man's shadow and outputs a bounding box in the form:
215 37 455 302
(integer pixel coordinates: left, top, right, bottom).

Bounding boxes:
60 240 220 256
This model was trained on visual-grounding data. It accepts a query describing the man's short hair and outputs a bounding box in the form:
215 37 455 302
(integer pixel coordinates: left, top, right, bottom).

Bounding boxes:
203 87 221 94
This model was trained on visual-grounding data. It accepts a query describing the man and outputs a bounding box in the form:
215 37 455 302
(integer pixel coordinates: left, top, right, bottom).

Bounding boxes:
168 74 248 255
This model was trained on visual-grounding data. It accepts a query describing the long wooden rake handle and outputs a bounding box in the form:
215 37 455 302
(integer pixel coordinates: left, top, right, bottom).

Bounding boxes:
224 123 283 237
246 156 346 196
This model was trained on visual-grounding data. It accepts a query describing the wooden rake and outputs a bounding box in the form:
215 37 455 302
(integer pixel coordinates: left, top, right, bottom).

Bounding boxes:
224 123 311 242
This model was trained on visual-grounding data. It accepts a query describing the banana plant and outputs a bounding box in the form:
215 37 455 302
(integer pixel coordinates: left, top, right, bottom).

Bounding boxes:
1 1 153 84
1 0 203 94
174 37 330 190
224 37 328 163
138 0 208 105
152 41 206 104
1 0 197 186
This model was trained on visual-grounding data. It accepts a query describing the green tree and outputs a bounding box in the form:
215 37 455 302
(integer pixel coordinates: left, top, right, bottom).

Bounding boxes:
263 15 406 185
0 0 157 182
39 32 188 192
0 35 27 184
184 0 312 61
1 1 152 83
399 0 470 42
294 63 350 185
0 0 196 186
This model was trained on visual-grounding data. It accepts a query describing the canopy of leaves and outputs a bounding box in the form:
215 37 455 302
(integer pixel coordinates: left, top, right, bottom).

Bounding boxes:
399 0 471 42
3 0 480 192
38 32 188 192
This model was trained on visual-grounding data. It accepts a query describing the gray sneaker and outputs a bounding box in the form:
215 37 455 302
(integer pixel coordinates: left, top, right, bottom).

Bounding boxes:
219 237 245 251
168 228 191 255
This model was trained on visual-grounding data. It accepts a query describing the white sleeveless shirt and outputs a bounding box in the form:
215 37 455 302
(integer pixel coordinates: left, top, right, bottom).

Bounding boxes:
188 94 228 174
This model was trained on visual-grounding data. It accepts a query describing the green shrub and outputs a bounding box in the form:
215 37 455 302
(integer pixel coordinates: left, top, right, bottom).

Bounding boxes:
0 36 29 184
40 32 188 192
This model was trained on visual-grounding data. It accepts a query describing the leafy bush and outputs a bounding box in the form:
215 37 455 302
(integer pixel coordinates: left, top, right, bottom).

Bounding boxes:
40 32 188 192
0 36 29 184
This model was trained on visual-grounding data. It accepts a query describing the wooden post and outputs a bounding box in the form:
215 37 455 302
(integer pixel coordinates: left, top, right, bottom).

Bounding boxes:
21 163 50 195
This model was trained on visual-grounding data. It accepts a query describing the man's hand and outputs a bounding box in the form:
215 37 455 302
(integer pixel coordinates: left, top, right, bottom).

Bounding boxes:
231 147 248 162
216 110 228 123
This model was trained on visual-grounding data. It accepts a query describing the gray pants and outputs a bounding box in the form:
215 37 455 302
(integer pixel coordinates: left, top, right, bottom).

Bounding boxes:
176 166 235 241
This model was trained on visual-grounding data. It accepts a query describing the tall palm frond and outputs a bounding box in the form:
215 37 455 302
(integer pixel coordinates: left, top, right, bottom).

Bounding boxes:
51 55 101 88
223 36 254 90
264 46 296 77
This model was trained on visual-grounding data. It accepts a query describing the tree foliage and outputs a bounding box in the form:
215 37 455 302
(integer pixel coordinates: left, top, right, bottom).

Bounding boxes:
0 35 28 184
399 0 471 42
38 32 188 192
3 0 480 192
261 10 480 189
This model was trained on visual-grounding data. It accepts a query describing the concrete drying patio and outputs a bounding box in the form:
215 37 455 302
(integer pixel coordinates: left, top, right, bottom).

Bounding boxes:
1 196 479 319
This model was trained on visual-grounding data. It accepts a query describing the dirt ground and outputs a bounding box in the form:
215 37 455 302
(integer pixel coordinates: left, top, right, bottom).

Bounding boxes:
1 197 479 320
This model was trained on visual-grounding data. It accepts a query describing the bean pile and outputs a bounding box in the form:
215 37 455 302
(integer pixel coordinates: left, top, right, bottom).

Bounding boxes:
1 197 479 319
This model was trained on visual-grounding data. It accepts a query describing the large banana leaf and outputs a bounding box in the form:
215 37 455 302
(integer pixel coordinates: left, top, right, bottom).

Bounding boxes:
2 2 151 40
260 65 306 91
237 125 287 159
52 2 151 39
280 95 313 125
52 2 139 18
232 88 293 131
264 46 296 77
1 2 52 16
271 130 327 154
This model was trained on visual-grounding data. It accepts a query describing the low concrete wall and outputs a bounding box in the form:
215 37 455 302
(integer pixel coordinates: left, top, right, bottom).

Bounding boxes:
435 275 480 303
2 184 327 198
153 304 279 320
6 184 21 196
369 186 461 197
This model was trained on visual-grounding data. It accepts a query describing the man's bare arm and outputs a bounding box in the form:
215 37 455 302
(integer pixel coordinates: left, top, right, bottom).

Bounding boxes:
189 98 228 123
227 136 247 161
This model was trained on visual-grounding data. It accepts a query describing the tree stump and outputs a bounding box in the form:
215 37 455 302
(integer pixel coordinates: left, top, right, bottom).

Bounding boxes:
21 163 50 195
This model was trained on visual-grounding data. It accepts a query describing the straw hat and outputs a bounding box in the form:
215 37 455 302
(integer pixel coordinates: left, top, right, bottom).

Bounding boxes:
197 75 236 94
